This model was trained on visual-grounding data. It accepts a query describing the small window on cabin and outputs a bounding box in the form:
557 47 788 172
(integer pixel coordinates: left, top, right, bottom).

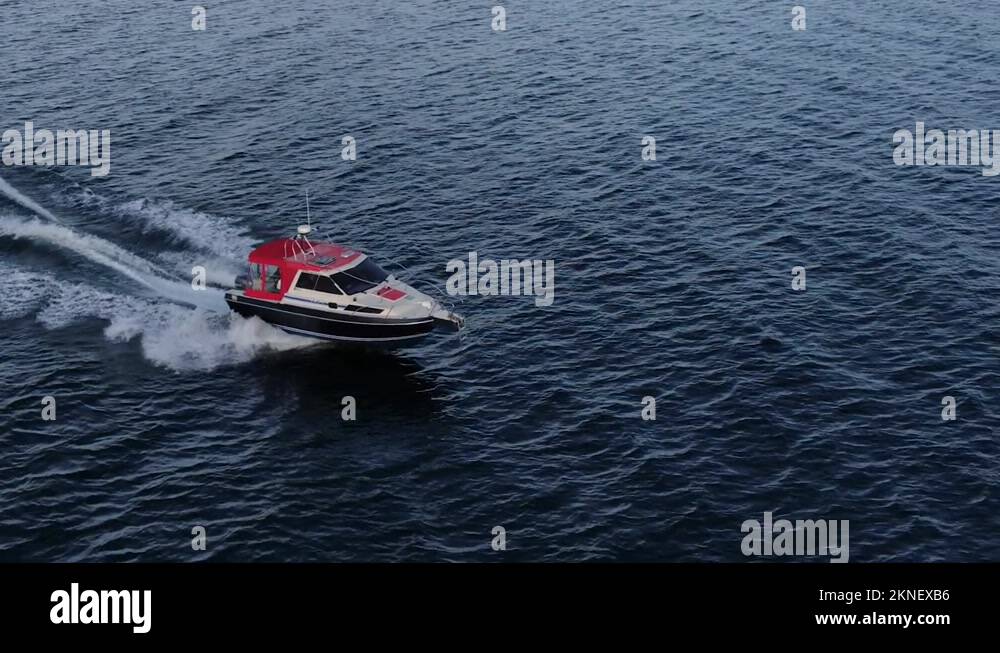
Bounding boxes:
265 266 282 293
314 275 343 295
248 263 264 291
295 272 320 290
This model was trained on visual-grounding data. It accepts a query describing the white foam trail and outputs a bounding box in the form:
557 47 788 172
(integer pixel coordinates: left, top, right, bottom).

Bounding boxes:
1 260 315 371
115 198 256 261
0 177 243 304
109 308 315 372
71 190 257 261
0 178 299 365
0 175 63 223
1 176 255 267
0 215 224 311
157 250 241 288
0 265 48 320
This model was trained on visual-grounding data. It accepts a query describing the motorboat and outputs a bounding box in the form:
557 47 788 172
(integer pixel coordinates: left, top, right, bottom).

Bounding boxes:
225 225 463 344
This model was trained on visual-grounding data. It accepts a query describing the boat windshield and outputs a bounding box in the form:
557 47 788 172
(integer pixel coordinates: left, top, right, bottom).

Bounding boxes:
331 258 389 295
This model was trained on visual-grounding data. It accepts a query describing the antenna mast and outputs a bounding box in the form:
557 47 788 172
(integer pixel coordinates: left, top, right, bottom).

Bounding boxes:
306 190 312 229
292 190 316 257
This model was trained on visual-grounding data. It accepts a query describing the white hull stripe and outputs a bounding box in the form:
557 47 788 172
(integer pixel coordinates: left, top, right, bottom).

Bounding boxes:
277 324 429 342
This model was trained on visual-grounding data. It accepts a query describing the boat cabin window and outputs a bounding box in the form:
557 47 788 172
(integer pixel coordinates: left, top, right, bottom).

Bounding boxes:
331 259 389 295
248 263 264 292
295 272 320 291
292 271 343 295
265 266 282 293
314 275 344 295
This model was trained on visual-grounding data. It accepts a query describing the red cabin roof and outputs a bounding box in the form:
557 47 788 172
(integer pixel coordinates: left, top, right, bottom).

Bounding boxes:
248 238 364 273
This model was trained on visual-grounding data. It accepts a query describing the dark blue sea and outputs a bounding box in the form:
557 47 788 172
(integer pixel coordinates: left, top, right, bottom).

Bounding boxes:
2 0 999 562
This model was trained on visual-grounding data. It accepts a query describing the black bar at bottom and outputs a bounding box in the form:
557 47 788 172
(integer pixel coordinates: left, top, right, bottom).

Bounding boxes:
0 563 992 640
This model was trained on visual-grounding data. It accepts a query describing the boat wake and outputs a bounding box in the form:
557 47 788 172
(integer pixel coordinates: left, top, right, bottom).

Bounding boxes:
0 175 64 224
111 197 257 261
0 214 209 303
0 177 315 371
1 260 312 370
57 183 255 287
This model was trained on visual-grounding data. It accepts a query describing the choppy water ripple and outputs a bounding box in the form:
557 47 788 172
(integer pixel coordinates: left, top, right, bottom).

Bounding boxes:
1 0 999 561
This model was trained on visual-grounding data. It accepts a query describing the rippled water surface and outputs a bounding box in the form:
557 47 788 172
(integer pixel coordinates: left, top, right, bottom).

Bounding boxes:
2 0 999 561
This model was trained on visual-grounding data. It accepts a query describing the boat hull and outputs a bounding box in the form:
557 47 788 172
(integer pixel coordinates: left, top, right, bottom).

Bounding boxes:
225 293 436 343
